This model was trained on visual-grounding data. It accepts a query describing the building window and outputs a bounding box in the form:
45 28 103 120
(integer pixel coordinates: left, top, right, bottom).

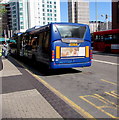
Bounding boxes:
54 10 56 13
20 17 23 20
20 12 23 15
43 17 45 20
50 5 52 8
20 22 23 25
50 9 52 12
54 2 56 4
13 15 16 18
43 9 45 12
19 3 23 7
43 13 45 16
13 6 16 10
13 19 16 22
13 11 16 14
47 9 49 12
54 14 56 17
21 26 24 29
42 4 44 7
19 8 23 11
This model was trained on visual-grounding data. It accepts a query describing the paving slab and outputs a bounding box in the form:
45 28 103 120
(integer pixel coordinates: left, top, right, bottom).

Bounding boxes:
1 58 61 119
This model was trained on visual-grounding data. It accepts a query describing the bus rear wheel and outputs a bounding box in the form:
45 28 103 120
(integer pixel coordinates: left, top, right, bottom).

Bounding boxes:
105 47 111 53
32 55 37 67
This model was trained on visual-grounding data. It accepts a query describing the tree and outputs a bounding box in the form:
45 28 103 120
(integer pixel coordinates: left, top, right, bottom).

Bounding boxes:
0 2 7 37
0 4 7 15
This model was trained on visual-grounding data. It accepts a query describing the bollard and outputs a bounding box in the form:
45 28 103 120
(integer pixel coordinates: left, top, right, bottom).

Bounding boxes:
0 56 3 71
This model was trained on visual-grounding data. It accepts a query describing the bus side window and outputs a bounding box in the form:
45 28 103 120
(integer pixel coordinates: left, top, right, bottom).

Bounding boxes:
96 35 99 41
38 32 44 47
45 31 50 52
101 35 104 41
42 31 49 53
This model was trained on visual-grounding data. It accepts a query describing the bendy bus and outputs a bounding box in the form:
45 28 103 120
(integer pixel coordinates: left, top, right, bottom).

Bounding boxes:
19 22 92 69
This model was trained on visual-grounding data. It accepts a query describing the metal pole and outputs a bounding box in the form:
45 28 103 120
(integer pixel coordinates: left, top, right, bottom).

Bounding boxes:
95 0 98 31
105 14 108 30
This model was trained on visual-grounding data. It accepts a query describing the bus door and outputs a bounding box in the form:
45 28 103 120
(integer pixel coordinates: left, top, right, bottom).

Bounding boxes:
36 31 50 64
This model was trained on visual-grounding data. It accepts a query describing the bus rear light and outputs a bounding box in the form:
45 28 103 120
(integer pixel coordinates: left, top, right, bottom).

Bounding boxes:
52 50 55 61
52 56 54 59
56 46 60 59
85 46 89 57
52 50 54 55
90 50 93 59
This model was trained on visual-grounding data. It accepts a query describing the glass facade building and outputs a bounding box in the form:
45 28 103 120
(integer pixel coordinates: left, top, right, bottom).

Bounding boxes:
8 0 60 32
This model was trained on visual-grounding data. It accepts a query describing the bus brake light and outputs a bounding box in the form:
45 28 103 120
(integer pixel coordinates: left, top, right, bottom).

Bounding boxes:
90 50 93 59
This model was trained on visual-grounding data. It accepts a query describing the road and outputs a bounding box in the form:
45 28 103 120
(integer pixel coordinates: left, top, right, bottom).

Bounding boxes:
13 52 118 119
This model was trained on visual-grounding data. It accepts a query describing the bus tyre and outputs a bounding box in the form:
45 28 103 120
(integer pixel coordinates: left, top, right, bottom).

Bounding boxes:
32 55 36 67
105 47 111 53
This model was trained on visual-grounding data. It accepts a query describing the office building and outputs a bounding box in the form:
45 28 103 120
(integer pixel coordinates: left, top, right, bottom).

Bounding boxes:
6 0 60 33
112 1 119 29
68 0 89 24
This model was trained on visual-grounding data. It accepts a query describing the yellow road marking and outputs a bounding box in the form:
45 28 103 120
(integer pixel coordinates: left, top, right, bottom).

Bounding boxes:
110 91 119 97
94 94 118 107
80 96 117 118
101 79 117 85
13 57 95 119
79 94 118 119
105 92 119 99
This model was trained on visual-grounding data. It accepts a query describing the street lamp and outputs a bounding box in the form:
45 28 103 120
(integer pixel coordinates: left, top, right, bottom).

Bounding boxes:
95 0 98 31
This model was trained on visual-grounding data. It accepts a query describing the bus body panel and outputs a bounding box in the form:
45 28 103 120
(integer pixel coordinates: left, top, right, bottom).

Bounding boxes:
50 61 91 69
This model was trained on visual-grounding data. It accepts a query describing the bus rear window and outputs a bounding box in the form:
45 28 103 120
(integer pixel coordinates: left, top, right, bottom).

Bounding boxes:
55 25 86 39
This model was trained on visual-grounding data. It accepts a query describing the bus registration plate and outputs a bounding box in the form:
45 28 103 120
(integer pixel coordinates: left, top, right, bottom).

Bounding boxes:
69 43 78 46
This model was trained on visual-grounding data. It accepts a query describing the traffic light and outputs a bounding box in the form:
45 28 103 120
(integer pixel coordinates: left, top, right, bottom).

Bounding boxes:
106 14 108 19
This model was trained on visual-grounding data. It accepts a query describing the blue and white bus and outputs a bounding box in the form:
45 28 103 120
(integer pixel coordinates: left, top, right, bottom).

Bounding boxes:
20 22 92 69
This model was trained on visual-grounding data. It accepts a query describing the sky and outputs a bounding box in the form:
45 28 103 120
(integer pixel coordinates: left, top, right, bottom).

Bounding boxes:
60 1 112 22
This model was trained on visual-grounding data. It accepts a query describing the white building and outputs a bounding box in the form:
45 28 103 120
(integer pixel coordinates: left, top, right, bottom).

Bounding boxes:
68 0 89 24
89 21 112 33
8 0 60 33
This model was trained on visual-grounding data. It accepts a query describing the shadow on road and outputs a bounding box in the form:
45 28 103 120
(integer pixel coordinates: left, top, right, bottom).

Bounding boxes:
25 61 82 76
10 55 82 76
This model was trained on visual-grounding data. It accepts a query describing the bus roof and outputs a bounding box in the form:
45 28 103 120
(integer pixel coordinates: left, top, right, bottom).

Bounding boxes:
50 22 87 26
93 29 119 35
28 22 88 35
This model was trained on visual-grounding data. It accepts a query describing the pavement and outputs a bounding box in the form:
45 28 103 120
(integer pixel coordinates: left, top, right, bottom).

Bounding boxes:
0 56 62 119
